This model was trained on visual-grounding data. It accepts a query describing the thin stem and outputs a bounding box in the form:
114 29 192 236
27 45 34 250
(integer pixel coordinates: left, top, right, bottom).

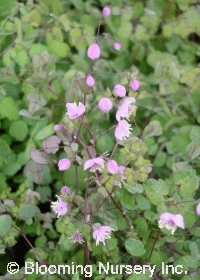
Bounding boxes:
12 224 44 263
110 140 119 159
148 229 160 263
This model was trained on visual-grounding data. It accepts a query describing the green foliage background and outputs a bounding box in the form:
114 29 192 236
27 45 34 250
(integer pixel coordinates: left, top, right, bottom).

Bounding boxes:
0 0 200 279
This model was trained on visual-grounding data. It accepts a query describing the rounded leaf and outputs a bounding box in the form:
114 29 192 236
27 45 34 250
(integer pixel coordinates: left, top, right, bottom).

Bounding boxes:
30 147 53 164
9 120 28 141
42 135 61 154
18 204 40 219
0 139 11 162
125 238 146 256
0 215 12 237
0 97 18 120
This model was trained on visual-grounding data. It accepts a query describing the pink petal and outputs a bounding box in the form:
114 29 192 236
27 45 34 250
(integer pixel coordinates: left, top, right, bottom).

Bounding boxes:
173 214 185 229
115 120 132 140
107 160 119 174
159 212 173 223
66 102 85 119
84 159 94 170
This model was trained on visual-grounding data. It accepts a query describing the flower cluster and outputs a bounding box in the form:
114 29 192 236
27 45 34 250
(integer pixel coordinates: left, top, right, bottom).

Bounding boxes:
51 197 113 245
50 5 188 253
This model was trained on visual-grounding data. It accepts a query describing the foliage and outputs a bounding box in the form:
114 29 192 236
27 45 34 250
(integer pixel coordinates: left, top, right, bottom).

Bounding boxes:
0 0 200 279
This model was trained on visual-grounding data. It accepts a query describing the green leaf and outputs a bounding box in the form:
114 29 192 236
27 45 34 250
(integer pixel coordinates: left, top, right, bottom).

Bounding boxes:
9 120 28 141
186 141 200 160
0 0 17 18
190 126 200 144
29 44 47 56
144 179 169 205
34 123 55 141
47 40 70 58
15 50 28 68
134 24 149 41
173 169 199 194
26 272 38 280
147 51 177 68
143 120 163 139
116 216 127 230
154 152 166 167
124 183 144 194
72 274 79 280
0 215 12 237
0 97 19 120
35 235 47 247
0 139 11 162
120 189 136 210
0 67 19 84
125 238 146 256
127 273 151 280
189 241 199 259
136 194 151 210
18 204 40 219
150 250 165 266
32 50 51 71
135 217 148 239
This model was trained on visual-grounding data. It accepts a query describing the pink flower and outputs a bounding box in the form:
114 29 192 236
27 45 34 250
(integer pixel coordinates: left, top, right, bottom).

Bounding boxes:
107 159 125 175
70 230 84 243
66 102 85 120
86 75 95 87
158 212 185 235
84 157 104 172
93 224 113 245
115 120 132 140
51 196 67 218
107 160 126 185
130 79 140 91
196 203 200 215
87 43 100 60
113 84 126 98
114 41 121 51
116 97 136 121
58 158 71 171
102 7 111 16
61 186 70 194
98 98 113 112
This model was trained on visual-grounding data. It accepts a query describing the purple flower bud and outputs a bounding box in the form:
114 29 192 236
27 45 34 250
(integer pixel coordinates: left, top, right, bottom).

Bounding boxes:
102 7 111 16
58 158 71 171
130 79 140 91
114 41 121 51
86 75 95 87
87 43 100 60
98 98 113 112
113 84 126 97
